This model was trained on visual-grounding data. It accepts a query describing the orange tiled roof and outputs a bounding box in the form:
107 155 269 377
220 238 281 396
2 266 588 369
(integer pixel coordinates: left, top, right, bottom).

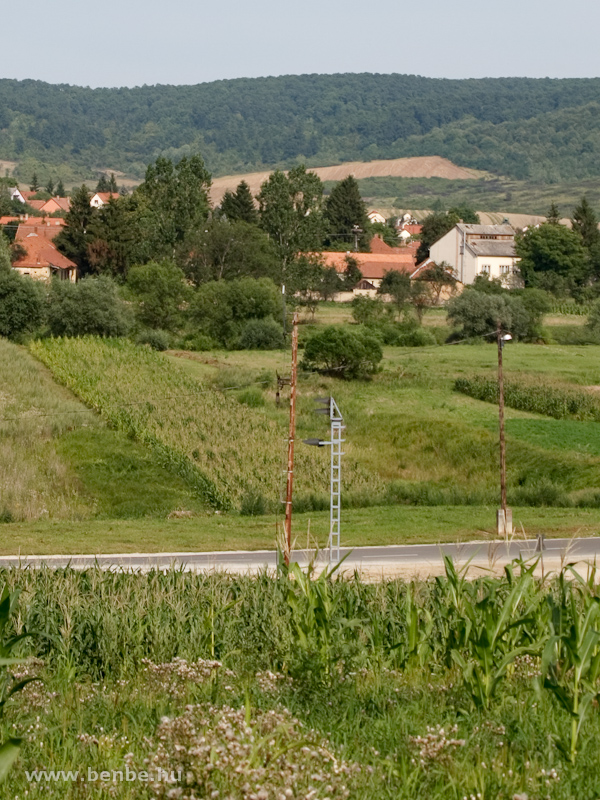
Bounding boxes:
93 192 120 202
319 250 416 280
16 220 65 241
13 233 76 271
0 216 19 226
41 197 71 213
26 200 46 211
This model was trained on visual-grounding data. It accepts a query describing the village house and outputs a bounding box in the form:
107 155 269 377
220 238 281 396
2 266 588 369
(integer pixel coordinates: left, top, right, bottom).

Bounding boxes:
428 223 519 286
90 192 119 208
12 221 76 282
367 210 386 225
316 235 417 300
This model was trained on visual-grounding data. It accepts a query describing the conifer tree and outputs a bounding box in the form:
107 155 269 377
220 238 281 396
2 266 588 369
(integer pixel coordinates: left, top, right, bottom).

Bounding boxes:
572 196 600 249
45 178 55 195
546 202 561 225
323 176 370 250
55 185 96 275
30 172 39 192
96 174 110 192
109 173 118 193
221 180 258 224
55 179 66 197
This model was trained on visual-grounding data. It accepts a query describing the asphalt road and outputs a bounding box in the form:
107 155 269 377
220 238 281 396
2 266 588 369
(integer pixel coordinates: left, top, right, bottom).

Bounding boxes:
0 536 597 573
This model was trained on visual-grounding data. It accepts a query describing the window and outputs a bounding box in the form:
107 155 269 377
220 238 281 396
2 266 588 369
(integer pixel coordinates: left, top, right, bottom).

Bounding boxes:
481 264 490 274
500 265 511 274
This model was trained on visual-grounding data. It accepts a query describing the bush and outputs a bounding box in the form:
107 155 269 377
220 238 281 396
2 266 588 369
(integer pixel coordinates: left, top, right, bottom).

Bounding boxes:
236 387 265 407
190 277 283 348
447 289 541 341
47 276 131 337
240 490 269 516
586 298 600 334
126 261 189 331
136 329 170 351
351 296 386 325
395 327 437 347
238 317 285 350
301 325 382 379
549 325 600 345
0 268 45 339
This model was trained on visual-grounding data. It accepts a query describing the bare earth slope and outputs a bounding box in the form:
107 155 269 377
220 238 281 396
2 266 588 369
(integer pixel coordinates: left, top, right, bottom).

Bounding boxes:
210 156 479 204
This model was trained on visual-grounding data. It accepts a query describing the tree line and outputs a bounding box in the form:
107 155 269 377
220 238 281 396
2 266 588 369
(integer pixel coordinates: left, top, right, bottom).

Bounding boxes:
3 75 600 181
0 156 399 351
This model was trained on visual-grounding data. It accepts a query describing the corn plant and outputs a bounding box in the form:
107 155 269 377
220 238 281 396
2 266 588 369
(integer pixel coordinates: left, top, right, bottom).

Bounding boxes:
541 567 600 762
449 561 543 708
283 558 362 681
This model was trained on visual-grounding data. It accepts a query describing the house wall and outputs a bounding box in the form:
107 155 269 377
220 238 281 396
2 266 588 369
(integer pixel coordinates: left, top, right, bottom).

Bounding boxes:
429 229 464 280
475 255 519 285
13 266 52 281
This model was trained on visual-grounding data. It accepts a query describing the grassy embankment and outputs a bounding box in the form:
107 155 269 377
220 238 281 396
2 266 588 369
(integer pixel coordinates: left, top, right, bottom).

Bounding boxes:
3 564 600 797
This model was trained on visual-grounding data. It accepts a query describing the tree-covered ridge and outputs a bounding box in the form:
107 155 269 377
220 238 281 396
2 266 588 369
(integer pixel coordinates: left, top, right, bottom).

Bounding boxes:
1 74 600 180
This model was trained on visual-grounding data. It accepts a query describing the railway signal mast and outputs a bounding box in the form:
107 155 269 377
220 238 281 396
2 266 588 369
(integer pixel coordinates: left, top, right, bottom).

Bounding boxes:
303 396 345 564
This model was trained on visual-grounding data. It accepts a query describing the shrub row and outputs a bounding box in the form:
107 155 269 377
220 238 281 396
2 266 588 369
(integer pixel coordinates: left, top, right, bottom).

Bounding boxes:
455 374 600 421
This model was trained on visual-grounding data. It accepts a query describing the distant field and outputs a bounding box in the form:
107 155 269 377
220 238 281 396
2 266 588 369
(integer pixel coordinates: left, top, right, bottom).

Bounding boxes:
354 174 600 220
210 156 479 204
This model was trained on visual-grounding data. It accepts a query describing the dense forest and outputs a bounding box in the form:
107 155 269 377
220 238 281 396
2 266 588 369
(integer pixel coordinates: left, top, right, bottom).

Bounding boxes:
1 74 600 182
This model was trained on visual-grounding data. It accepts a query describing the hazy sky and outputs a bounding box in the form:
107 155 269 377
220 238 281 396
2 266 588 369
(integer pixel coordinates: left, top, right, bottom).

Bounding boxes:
4 0 600 87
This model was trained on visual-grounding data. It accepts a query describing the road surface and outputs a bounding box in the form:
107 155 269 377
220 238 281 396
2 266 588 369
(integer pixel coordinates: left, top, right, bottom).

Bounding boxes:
0 537 597 578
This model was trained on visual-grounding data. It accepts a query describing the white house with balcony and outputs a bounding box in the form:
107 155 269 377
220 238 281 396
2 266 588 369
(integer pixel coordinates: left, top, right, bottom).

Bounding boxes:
429 223 519 286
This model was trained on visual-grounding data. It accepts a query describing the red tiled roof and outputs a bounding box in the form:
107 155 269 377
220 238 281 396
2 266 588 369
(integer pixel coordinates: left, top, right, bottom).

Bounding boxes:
13 233 76 271
0 216 19 226
16 220 65 241
26 200 46 211
318 250 416 280
402 224 422 235
369 235 403 255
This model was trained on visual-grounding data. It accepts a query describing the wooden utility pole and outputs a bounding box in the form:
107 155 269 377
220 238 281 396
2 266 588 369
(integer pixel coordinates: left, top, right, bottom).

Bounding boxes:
284 312 299 565
497 321 510 536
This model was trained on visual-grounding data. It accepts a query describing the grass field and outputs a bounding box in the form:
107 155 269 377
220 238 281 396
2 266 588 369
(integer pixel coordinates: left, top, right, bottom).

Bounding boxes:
1 505 600 555
0 311 599 554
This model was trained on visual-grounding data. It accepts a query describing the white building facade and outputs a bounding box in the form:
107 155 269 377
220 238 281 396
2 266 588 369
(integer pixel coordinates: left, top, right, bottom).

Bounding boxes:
429 223 519 286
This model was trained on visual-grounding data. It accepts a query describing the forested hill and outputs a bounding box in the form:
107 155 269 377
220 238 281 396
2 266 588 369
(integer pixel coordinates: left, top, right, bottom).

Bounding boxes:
1 73 600 181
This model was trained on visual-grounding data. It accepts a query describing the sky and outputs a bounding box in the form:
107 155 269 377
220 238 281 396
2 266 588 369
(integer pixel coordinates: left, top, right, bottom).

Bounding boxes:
4 0 600 88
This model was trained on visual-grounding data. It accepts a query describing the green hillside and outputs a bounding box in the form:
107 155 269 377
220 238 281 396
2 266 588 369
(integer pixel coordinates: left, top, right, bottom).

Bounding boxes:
1 74 600 182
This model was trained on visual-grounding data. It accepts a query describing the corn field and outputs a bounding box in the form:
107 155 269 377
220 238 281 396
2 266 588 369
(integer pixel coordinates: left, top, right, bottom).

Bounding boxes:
30 337 378 511
455 374 600 421
2 562 600 797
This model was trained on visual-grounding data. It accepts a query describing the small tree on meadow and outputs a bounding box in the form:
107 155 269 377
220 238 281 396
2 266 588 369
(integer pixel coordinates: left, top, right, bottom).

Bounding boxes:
378 270 411 317
301 325 382 379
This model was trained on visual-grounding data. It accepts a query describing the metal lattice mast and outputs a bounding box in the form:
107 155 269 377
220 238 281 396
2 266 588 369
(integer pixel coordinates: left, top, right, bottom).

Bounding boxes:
328 398 344 564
